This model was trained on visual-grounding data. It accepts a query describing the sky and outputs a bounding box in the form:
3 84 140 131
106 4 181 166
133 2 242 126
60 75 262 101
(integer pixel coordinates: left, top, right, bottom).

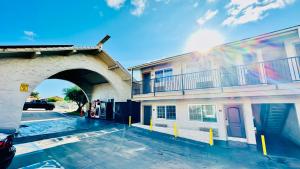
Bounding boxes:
1 0 299 98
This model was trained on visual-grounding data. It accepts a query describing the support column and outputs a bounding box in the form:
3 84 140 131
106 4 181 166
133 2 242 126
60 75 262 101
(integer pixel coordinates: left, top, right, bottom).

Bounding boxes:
256 49 267 84
284 40 299 81
243 99 257 144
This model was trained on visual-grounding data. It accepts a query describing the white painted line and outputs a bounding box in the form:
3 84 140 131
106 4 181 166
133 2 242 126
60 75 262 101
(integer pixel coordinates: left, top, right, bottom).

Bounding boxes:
19 159 64 169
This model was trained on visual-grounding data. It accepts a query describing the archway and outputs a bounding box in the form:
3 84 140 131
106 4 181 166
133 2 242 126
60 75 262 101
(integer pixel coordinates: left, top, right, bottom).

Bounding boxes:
0 46 131 130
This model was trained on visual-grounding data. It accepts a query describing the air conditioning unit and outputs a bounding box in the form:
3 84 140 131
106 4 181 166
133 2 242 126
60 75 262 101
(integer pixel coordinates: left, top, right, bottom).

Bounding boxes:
196 81 213 89
155 123 168 128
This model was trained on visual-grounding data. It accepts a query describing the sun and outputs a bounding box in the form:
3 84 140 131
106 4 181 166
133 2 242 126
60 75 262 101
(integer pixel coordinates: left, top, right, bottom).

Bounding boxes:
183 29 225 53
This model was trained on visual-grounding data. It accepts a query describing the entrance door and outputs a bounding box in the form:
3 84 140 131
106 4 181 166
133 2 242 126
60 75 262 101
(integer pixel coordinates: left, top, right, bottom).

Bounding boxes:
225 105 246 138
143 106 152 125
143 73 151 94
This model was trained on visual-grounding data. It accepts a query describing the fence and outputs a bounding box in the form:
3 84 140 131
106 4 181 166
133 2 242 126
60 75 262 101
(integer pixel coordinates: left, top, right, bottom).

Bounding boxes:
132 56 300 95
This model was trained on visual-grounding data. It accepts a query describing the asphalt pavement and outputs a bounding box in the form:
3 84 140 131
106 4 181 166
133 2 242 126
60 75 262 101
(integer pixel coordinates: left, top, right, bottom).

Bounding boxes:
10 122 300 169
21 110 66 122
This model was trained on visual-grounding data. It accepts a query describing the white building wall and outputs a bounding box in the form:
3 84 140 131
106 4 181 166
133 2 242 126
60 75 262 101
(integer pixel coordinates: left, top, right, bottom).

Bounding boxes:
92 82 130 102
141 98 252 143
140 95 300 145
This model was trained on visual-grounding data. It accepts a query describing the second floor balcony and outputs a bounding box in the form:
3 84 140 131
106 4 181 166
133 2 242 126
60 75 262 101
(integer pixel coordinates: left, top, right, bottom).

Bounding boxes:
132 56 300 97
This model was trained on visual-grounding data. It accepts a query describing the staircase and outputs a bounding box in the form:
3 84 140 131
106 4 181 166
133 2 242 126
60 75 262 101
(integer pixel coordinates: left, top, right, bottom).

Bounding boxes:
262 104 290 134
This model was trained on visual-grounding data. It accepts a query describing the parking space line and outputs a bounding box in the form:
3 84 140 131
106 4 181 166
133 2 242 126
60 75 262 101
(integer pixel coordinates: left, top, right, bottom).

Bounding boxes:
15 128 123 156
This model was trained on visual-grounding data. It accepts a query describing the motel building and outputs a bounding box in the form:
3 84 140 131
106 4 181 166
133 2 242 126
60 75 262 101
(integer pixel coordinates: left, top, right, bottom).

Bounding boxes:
129 25 300 154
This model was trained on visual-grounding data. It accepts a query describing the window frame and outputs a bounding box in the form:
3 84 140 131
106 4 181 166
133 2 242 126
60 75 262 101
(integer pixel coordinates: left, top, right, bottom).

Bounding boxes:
188 104 217 122
155 68 173 83
157 105 166 119
166 105 176 120
156 105 176 120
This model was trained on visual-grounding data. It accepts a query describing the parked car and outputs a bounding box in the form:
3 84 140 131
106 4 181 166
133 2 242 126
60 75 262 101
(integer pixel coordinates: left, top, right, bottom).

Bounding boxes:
23 100 55 110
0 129 16 169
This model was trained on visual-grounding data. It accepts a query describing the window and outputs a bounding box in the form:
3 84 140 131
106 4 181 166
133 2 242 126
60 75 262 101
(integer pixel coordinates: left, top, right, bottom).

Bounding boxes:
189 105 217 122
155 68 173 82
155 70 164 79
164 68 173 77
157 106 165 119
166 106 176 120
189 105 202 121
202 105 217 122
157 105 176 120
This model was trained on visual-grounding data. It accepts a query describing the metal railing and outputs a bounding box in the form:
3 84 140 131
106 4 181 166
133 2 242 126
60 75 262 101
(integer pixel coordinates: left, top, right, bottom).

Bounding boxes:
132 56 300 95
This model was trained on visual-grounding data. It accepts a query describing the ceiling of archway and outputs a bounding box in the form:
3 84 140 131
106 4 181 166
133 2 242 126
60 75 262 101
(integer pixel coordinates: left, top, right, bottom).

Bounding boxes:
48 69 108 85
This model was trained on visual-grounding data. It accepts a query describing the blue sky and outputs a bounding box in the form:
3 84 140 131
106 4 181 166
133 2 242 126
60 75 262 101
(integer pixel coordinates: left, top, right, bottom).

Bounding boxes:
1 0 299 98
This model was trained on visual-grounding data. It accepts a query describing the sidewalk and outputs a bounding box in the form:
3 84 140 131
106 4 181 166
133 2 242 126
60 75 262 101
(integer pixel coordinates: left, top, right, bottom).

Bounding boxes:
132 123 210 143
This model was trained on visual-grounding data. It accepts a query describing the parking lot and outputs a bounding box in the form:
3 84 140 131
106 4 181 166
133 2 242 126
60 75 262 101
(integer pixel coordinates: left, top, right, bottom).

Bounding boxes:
10 118 300 169
21 110 67 122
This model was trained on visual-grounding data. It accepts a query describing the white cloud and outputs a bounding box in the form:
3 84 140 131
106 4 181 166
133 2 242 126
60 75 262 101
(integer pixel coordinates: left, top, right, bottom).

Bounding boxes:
131 0 147 16
183 29 225 53
223 0 295 26
106 0 126 9
23 31 36 41
196 9 218 26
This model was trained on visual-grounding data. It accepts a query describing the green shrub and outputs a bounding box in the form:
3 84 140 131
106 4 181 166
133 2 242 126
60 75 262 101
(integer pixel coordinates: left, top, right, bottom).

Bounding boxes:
47 96 64 102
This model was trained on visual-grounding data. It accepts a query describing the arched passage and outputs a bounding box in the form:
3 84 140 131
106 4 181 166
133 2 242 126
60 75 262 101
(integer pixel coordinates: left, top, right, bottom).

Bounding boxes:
48 69 109 102
0 46 131 130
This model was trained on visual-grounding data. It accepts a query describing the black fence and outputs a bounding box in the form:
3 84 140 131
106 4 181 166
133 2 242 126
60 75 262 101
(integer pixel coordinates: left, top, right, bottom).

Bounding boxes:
132 56 300 95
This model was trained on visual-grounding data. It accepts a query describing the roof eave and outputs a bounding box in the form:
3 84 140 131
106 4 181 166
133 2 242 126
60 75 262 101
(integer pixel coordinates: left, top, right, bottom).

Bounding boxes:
128 25 300 70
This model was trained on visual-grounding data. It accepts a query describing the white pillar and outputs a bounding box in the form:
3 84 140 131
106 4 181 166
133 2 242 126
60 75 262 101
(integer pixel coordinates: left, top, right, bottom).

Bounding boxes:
217 103 227 140
243 99 257 144
256 49 267 84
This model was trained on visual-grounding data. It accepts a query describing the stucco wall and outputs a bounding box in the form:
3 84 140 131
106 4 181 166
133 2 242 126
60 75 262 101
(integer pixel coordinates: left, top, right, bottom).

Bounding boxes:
0 54 130 129
140 97 257 144
139 95 300 145
92 83 130 102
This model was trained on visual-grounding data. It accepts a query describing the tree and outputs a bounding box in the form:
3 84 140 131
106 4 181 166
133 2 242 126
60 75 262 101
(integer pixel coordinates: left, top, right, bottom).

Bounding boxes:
47 96 64 102
63 86 87 112
30 91 40 99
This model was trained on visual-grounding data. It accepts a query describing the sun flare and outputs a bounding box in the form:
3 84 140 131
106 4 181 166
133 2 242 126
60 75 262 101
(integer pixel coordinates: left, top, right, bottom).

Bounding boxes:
184 29 225 53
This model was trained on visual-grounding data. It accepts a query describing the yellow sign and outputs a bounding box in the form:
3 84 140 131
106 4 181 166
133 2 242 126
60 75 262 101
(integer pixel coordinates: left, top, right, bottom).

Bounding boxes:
20 83 29 92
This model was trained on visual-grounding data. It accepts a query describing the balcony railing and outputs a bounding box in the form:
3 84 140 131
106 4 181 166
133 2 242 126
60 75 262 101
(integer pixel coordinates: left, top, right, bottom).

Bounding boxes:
132 56 300 96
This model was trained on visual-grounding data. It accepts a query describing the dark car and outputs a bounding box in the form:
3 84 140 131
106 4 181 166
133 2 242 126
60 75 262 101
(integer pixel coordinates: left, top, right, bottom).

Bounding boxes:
23 100 55 110
0 129 16 169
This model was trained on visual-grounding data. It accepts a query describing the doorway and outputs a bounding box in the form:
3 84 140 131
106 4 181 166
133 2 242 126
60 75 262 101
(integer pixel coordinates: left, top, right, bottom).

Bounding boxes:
225 104 246 138
252 103 300 158
143 73 151 94
143 105 152 125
